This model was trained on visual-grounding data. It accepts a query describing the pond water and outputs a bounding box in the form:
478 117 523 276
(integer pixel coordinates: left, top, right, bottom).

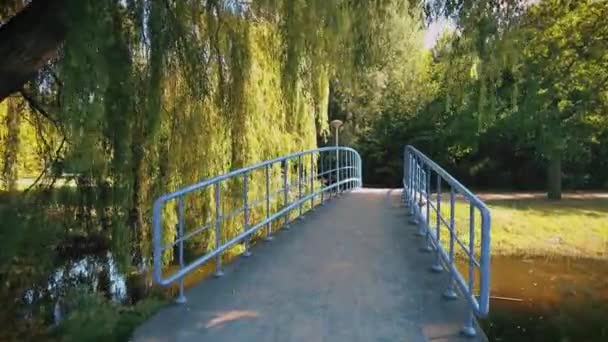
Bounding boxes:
482 255 608 341
23 252 152 326
28 247 608 340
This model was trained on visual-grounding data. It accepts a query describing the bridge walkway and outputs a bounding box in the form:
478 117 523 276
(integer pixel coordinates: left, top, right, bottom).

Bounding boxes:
134 189 484 342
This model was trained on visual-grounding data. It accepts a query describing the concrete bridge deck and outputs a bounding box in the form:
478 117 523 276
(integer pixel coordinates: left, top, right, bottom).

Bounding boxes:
134 189 485 342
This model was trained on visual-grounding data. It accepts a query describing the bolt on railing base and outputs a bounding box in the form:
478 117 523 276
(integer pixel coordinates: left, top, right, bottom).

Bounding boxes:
175 295 187 304
214 270 224 278
175 280 187 304
461 325 477 338
242 250 252 257
419 246 433 253
417 221 426 236
430 264 443 273
425 238 435 252
461 313 477 338
264 236 274 242
443 287 459 300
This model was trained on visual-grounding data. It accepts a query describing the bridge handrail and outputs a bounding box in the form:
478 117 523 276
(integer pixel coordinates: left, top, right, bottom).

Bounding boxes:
153 146 362 302
402 145 491 328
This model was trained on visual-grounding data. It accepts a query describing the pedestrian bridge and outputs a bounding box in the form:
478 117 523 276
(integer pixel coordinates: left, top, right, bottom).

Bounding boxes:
134 146 491 342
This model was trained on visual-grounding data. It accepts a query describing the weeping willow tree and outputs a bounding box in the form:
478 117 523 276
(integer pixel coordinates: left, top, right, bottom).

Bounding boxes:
50 0 431 263
425 0 526 130
1 1 424 338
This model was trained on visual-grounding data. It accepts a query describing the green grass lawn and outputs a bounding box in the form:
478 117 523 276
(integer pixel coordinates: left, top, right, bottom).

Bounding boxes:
484 196 608 258
425 193 608 259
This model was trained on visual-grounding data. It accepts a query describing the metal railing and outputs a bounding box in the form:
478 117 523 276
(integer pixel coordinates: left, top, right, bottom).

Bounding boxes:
153 146 362 303
402 145 491 337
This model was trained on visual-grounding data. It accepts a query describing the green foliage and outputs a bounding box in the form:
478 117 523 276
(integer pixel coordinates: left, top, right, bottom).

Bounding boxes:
2 1 416 340
0 97 48 190
55 288 166 342
513 0 608 154
353 0 608 193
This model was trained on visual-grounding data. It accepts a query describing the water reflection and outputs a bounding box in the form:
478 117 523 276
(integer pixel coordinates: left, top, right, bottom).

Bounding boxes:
483 255 608 341
22 252 130 325
51 252 128 302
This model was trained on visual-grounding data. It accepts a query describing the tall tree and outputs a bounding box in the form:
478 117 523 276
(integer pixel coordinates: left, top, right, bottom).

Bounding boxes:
513 0 608 199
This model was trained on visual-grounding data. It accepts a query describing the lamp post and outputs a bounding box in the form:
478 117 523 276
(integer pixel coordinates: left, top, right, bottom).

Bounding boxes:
330 120 343 194
330 119 343 147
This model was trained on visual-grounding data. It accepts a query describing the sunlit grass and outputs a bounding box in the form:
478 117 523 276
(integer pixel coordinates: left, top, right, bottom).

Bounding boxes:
424 194 608 259
485 197 608 258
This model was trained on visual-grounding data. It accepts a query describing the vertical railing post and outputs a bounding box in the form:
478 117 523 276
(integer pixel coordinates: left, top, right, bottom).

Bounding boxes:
402 148 407 204
349 151 355 189
345 151 349 191
416 158 421 208
462 203 477 337
357 151 362 187
423 164 433 251
480 210 492 316
443 187 458 299
175 196 186 304
347 151 351 190
407 153 413 212
408 153 414 213
243 172 252 257
310 153 314 209
413 156 417 208
298 154 304 219
413 159 417 205
265 164 273 241
283 159 290 229
416 160 425 236
320 153 325 205
336 148 340 196
415 158 420 210
409 155 418 223
431 175 443 272
214 182 224 277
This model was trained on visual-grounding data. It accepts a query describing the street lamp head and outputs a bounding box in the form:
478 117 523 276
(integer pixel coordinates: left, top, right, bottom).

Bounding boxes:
330 119 343 147
330 119 343 130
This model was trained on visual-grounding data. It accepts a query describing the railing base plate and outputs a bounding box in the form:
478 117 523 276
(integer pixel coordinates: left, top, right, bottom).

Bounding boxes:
443 288 458 300
175 295 187 304
461 326 477 338
430 264 443 273
419 246 433 253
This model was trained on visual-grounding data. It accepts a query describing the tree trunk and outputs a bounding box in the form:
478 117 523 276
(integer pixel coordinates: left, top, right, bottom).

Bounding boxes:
0 0 66 102
128 142 145 266
547 149 562 200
